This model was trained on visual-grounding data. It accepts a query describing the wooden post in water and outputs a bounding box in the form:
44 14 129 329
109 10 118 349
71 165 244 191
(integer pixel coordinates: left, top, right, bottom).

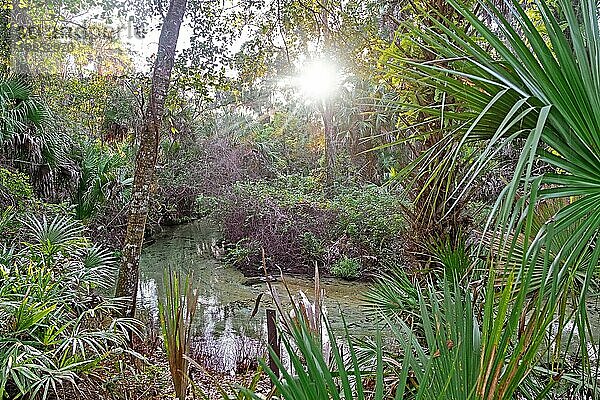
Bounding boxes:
266 308 280 382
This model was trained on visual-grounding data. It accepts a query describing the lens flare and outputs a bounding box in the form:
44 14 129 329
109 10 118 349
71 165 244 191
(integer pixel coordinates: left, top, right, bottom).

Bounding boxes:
297 60 340 100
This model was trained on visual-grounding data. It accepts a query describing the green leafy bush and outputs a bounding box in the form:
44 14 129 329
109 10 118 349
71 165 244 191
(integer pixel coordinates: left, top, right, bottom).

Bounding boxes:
329 184 405 256
194 194 220 217
223 239 260 267
329 256 361 280
220 176 335 275
301 231 326 259
0 167 34 209
0 215 140 399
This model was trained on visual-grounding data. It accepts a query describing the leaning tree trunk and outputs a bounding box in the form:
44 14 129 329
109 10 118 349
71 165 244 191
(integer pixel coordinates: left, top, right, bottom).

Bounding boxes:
115 0 187 318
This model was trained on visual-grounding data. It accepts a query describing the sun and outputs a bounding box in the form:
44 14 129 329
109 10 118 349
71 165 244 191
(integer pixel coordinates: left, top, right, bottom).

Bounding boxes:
297 60 340 101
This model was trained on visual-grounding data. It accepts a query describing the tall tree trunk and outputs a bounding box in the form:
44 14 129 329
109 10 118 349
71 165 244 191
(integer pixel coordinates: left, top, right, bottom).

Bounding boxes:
115 0 187 318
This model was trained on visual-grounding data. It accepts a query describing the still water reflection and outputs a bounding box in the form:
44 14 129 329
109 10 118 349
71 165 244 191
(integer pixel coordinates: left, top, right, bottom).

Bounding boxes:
136 220 376 374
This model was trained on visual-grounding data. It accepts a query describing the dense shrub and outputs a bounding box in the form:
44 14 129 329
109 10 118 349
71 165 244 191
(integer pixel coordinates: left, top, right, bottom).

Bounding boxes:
329 184 405 260
0 167 34 210
219 175 405 277
221 177 336 276
153 131 274 226
149 109 324 227
330 256 361 279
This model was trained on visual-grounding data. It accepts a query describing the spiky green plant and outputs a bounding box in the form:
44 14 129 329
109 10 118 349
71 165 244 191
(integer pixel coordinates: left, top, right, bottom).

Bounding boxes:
0 75 48 140
379 0 600 396
391 275 482 400
73 142 128 221
158 269 200 400
0 74 72 197
362 266 419 320
243 314 387 400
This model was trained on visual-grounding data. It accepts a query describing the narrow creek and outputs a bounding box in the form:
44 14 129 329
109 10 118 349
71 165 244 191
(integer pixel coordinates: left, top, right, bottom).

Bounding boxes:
135 220 600 379
136 220 378 374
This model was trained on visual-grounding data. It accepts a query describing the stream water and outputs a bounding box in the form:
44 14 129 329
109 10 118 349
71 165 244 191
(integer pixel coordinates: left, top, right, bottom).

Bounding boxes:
136 220 377 374
136 220 600 381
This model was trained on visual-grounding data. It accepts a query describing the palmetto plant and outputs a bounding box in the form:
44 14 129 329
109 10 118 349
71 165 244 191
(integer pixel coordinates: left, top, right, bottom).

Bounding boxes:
73 142 129 221
0 74 72 198
225 229 589 400
256 316 387 400
381 0 600 396
247 266 484 400
0 75 48 140
0 215 140 399
389 275 482 400
391 0 600 274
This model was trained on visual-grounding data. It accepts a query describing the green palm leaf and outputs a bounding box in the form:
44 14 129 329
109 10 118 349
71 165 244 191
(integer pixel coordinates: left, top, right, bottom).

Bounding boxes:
382 0 600 396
